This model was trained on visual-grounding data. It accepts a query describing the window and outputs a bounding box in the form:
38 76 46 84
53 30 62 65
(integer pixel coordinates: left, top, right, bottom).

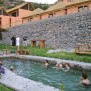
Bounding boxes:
48 14 53 18
64 9 67 15
10 18 11 27
28 18 32 22
78 6 89 12
78 6 83 12
0 17 2 27
40 15 42 20
84 6 89 11
22 20 23 24
11 11 19 17
0 32 2 40
0 10 2 15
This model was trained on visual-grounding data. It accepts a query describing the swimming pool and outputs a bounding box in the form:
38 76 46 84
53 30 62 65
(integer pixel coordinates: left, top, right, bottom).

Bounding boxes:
1 58 91 91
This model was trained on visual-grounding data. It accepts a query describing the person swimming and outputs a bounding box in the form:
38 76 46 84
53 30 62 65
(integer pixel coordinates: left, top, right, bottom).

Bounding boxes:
43 60 49 68
56 63 63 69
9 66 15 72
80 73 91 87
64 63 70 70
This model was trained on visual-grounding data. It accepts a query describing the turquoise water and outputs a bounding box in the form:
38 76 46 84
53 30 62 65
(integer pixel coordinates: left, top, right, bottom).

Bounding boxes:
1 58 91 91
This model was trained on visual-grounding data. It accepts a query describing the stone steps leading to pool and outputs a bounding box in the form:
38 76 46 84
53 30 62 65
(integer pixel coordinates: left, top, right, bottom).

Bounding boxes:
0 68 60 91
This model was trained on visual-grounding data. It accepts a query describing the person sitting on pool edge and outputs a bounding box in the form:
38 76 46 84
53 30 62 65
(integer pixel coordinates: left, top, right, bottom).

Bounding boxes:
43 60 49 68
80 73 91 87
0 61 5 78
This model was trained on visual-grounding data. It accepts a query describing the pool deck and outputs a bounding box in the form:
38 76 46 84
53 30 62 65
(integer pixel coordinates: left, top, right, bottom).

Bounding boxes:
0 54 91 91
0 68 60 91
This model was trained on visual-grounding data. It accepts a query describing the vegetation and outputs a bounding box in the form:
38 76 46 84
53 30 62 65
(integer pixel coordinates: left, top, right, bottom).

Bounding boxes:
0 84 14 91
60 84 64 91
0 44 91 63
32 2 49 10
0 0 50 10
0 1 3 5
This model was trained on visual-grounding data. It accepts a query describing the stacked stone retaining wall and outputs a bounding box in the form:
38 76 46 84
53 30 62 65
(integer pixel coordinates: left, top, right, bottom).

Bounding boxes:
2 10 91 49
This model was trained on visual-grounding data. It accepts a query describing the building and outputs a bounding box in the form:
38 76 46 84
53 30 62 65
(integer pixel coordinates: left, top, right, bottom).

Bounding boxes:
22 0 91 23
0 0 91 29
22 8 44 23
0 2 34 28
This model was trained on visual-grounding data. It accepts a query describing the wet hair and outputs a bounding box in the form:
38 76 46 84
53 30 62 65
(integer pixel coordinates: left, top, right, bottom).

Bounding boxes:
9 66 14 71
82 73 88 79
45 60 48 63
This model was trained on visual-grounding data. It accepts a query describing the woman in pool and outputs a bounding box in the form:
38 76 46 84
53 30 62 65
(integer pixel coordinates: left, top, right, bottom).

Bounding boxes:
80 73 91 87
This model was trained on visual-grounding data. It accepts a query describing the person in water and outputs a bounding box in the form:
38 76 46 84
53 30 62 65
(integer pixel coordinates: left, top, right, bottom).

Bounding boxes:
56 63 63 69
9 66 15 72
64 63 70 70
43 60 49 68
80 73 91 87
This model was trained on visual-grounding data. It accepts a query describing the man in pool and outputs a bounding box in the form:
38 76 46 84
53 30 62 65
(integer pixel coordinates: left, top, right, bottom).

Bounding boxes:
80 73 91 87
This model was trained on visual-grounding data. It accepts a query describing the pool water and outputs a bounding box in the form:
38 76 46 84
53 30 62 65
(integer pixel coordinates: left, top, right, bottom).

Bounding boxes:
1 58 91 91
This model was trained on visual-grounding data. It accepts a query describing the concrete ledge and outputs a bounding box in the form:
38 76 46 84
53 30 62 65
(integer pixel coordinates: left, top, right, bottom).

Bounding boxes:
0 68 60 91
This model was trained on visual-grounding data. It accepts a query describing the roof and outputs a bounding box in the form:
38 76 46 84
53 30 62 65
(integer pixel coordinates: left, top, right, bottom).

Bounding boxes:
45 2 65 12
23 8 44 18
22 0 91 18
66 0 90 7
45 0 90 12
6 2 34 13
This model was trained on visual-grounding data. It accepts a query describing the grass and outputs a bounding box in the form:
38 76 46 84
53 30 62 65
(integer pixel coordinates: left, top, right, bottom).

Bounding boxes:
0 44 91 63
0 84 14 91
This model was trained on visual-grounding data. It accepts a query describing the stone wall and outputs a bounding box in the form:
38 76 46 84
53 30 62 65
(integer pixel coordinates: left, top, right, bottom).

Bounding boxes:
2 10 91 49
